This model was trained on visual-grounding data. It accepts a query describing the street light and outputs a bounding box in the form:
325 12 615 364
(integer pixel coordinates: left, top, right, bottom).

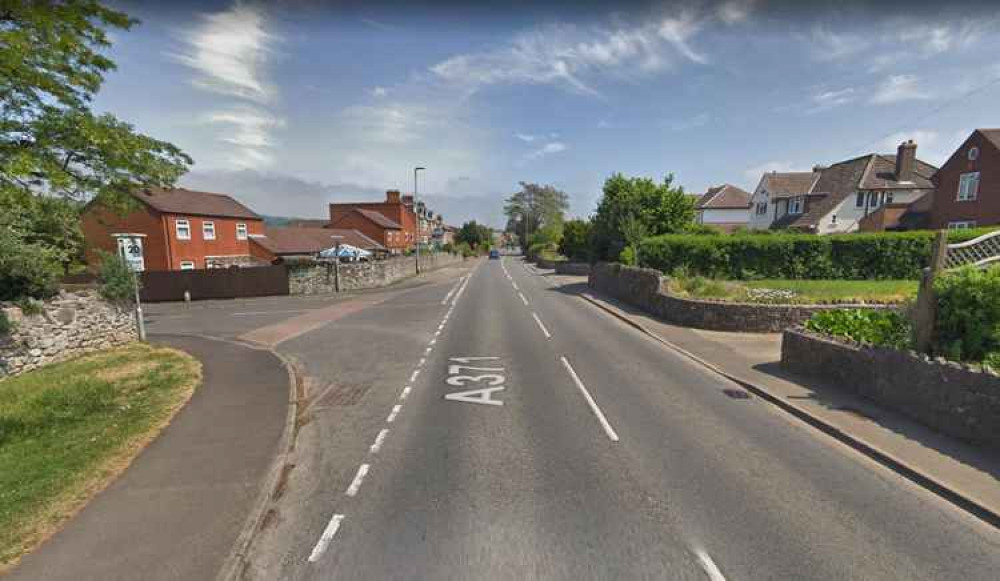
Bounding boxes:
414 166 426 274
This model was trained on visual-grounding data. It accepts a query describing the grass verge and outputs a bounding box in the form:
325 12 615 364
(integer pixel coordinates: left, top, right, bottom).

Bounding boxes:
0 343 201 570
666 277 918 304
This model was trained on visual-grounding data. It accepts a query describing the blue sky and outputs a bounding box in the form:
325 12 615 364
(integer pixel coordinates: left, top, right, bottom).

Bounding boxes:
97 1 1000 225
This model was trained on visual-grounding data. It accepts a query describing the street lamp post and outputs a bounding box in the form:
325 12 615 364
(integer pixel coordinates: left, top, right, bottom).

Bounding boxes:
414 166 426 274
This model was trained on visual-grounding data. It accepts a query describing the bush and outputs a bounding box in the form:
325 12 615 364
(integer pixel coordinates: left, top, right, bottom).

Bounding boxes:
618 246 636 266
933 266 1000 361
0 311 10 336
638 228 997 281
558 219 592 261
96 250 138 303
0 228 63 301
805 309 911 349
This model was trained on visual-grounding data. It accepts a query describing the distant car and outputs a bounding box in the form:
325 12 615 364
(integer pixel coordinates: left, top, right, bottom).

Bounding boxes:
489 249 500 259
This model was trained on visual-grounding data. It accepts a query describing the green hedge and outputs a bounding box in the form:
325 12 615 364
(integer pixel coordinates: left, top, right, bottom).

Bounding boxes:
638 228 997 280
933 266 1000 362
805 309 911 349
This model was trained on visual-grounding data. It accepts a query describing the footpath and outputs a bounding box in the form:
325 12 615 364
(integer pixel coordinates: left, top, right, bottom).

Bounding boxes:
535 267 1000 529
7 335 291 581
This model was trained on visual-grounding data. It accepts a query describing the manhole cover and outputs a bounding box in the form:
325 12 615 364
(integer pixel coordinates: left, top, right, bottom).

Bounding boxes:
722 389 751 400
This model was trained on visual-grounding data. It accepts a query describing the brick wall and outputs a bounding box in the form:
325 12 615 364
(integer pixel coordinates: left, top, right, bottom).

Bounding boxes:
1 290 137 378
82 203 171 271
588 262 892 333
929 131 1000 229
781 328 1000 447
288 253 464 294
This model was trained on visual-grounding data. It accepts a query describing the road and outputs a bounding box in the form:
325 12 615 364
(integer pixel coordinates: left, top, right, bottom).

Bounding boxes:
244 256 999 580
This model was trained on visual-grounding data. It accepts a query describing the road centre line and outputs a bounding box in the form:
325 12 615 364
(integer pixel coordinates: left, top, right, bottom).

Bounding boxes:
425 346 433 354
387 404 401 423
307 513 345 562
369 429 389 454
559 356 620 442
531 312 552 339
418 357 426 367
693 549 727 581
518 292 529 306
400 386 411 400
410 369 420 382
345 463 370 496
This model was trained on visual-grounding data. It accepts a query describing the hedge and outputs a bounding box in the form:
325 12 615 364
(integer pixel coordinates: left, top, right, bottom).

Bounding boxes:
638 228 997 280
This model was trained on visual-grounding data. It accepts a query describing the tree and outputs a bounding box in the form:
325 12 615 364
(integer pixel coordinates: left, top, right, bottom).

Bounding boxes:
504 182 569 249
1 1 192 298
590 173 695 261
456 220 492 250
557 218 592 261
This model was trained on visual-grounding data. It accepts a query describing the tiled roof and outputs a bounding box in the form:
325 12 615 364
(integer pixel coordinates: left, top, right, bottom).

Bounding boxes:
696 184 751 209
285 218 330 228
354 208 402 229
251 227 384 255
759 172 820 198
978 129 1000 150
860 154 936 189
133 188 260 220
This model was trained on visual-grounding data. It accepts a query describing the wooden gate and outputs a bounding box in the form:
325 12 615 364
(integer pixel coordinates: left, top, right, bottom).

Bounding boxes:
140 265 289 302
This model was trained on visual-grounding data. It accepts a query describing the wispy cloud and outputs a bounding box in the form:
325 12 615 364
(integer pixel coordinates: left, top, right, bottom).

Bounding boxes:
870 74 930 104
807 26 867 62
172 3 282 169
810 87 856 111
716 0 755 26
429 10 708 96
524 141 568 162
515 133 537 142
360 17 394 31
371 86 389 98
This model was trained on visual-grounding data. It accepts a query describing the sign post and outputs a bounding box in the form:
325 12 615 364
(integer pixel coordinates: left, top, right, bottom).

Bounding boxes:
112 234 147 342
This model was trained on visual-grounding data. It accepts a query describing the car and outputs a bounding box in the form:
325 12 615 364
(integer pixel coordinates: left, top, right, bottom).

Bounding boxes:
489 249 500 259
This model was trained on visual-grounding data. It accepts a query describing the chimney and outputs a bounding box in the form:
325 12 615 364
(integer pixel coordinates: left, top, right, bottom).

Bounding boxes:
812 165 827 173
896 140 917 181
401 194 414 206
386 190 401 204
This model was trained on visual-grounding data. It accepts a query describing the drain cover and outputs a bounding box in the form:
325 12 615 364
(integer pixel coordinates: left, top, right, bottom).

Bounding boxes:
722 389 751 400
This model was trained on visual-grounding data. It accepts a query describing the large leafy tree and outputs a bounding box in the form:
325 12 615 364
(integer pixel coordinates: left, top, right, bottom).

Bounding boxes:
503 182 569 249
1 1 192 298
455 220 492 249
590 173 694 261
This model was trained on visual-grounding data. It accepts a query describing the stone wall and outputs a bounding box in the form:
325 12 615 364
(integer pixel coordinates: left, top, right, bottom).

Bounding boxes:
781 328 1000 447
554 261 591 276
289 252 464 295
1 290 137 378
588 262 892 333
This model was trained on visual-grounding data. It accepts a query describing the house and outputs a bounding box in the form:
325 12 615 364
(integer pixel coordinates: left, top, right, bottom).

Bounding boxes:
925 129 1000 230
747 170 821 230
82 187 266 271
750 140 936 234
328 190 418 251
694 184 752 232
248 227 386 263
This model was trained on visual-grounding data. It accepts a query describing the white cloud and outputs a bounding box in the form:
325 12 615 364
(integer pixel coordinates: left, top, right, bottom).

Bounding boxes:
524 141 568 162
429 11 706 96
371 86 389 98
808 26 868 62
172 3 276 103
870 74 930 104
203 107 284 152
717 0 755 26
810 87 856 111
515 133 537 142
743 161 807 184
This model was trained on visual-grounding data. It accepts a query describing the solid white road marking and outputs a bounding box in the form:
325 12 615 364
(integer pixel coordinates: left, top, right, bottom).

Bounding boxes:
307 514 345 563
400 386 412 400
387 404 402 423
518 292 529 306
694 549 727 581
560 356 620 442
345 463 370 496
369 429 389 454
531 312 552 339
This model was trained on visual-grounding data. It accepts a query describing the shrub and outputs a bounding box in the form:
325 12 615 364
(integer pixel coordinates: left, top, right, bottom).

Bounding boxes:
638 228 997 281
933 266 1000 361
0 311 11 336
805 309 911 349
558 219 592 261
0 228 63 301
618 246 636 266
14 297 43 316
96 250 138 303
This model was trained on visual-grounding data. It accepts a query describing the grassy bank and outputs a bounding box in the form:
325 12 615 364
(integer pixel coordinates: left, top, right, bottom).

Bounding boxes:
0 344 201 569
666 276 917 304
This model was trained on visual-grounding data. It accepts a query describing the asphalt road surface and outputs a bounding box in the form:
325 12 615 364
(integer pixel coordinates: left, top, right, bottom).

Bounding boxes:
250 256 1000 580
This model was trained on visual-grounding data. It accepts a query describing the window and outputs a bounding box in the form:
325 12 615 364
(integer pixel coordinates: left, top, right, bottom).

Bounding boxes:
236 223 248 240
179 261 195 270
867 191 879 208
788 196 804 215
755 201 768 215
957 172 980 201
856 192 865 208
968 147 979 161
175 219 191 240
948 221 976 230
203 221 216 240
885 192 894 204
831 214 838 225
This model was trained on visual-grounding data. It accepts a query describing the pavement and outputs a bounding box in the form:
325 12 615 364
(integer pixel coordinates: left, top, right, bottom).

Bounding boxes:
7 335 290 581
240 256 1000 580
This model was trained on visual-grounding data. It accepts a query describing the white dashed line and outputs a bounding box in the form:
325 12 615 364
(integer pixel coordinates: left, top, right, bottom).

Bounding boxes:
410 370 420 382
512 282 520 291
559 356 620 442
517 292 529 306
400 386 412 400
418 357 426 368
345 463 370 496
531 312 552 339
307 514 345 562
694 549 727 581
425 346 433 354
386 404 402 423
369 429 389 454
429 338 437 345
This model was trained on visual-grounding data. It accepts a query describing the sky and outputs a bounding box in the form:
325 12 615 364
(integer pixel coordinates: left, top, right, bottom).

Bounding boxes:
96 0 1000 226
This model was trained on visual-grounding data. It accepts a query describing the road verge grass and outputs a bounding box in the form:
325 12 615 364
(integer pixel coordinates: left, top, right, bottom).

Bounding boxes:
0 343 201 570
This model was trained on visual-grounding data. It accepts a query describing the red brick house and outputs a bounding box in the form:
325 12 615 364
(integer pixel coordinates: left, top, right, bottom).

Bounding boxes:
927 129 1000 230
82 188 265 271
328 190 417 252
